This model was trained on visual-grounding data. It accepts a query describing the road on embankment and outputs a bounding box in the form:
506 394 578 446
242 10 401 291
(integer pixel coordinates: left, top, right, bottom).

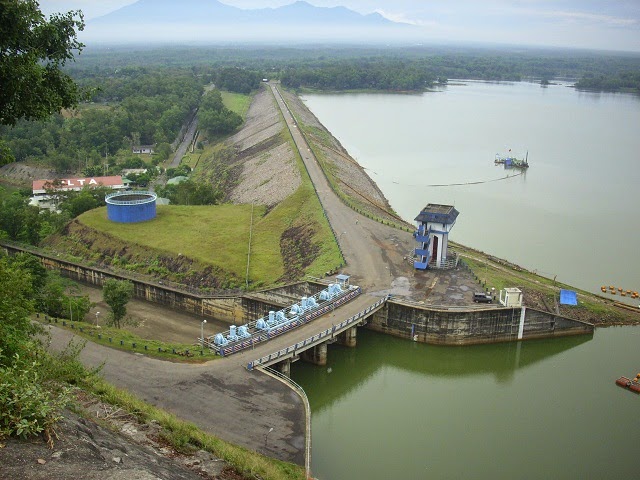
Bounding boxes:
169 110 198 168
269 83 416 292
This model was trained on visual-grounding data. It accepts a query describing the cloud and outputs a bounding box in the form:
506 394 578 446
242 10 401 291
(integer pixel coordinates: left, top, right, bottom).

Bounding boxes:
374 9 438 28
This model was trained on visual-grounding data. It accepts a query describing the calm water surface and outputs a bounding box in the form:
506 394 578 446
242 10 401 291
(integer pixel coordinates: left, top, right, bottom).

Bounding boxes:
292 328 640 480
302 82 640 297
296 83 640 479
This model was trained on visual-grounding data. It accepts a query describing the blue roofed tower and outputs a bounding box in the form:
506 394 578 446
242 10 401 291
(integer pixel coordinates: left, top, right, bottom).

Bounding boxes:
414 204 459 270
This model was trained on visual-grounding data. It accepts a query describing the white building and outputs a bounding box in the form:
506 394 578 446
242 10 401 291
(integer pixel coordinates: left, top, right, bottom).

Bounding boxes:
414 203 459 270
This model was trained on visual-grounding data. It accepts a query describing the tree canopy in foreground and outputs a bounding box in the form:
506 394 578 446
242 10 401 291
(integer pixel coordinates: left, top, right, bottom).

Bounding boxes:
0 0 85 126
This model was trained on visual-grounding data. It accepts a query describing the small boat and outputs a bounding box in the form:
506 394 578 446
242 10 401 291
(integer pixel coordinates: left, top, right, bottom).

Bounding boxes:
615 375 640 393
495 150 529 169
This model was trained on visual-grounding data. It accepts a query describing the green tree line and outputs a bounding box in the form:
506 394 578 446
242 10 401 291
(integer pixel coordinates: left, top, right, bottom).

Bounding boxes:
575 71 640 92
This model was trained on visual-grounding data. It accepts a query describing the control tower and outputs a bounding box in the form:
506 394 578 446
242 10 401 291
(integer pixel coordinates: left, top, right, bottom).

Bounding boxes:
414 203 459 270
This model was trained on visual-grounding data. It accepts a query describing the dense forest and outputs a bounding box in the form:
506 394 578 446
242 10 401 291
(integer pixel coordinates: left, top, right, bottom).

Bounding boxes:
68 44 640 91
0 65 261 172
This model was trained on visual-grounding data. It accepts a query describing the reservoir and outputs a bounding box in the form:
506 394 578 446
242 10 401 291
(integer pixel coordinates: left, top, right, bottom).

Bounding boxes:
296 83 640 478
301 81 640 300
292 327 640 480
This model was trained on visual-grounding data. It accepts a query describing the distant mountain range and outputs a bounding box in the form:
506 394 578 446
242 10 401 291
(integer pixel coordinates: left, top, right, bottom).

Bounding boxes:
85 0 417 44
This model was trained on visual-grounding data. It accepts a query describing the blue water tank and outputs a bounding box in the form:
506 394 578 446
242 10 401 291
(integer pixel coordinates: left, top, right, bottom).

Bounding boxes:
106 191 157 223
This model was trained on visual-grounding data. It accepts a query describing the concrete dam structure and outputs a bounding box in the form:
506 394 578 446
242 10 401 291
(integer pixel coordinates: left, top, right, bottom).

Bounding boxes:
1 242 594 350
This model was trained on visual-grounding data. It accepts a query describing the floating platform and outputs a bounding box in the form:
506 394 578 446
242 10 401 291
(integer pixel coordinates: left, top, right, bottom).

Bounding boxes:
495 152 529 169
615 376 640 393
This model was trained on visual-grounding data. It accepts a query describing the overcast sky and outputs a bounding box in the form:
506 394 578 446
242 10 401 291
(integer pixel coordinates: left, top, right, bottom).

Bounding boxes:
40 0 640 52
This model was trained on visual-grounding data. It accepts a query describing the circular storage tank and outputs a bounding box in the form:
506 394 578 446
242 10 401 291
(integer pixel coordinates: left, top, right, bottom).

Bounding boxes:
106 191 157 223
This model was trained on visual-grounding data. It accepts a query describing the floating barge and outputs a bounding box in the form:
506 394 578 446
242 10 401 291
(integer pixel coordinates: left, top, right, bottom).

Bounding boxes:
615 375 640 393
495 151 529 169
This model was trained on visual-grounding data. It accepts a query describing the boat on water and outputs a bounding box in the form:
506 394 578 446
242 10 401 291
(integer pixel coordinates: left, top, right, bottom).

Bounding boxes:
615 374 640 393
495 150 529 169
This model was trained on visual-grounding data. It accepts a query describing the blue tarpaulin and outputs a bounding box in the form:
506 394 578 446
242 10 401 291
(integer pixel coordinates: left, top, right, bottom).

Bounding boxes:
560 289 578 306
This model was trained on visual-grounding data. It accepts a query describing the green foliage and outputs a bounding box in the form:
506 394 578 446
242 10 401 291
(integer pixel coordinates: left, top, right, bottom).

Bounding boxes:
0 256 36 366
215 67 262 94
0 67 202 172
0 184 109 246
62 294 92 322
0 256 95 446
154 142 173 161
575 71 640 92
0 355 71 440
281 58 436 91
8 252 48 291
103 279 134 328
0 0 85 126
198 90 242 135
220 91 252 118
0 140 15 167
165 164 192 179
53 185 111 217
156 179 221 205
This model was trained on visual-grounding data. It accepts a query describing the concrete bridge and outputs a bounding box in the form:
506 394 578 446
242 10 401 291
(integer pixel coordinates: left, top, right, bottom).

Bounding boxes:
245 293 389 374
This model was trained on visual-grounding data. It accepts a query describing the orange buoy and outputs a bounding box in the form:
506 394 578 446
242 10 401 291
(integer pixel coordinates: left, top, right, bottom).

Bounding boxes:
618 287 623 292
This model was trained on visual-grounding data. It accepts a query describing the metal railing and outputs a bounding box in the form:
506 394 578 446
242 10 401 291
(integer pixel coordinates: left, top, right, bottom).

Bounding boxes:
428 253 459 270
247 294 389 370
261 366 312 478
211 286 362 357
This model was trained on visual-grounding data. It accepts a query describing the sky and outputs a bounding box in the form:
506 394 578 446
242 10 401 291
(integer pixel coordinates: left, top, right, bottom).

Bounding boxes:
39 0 640 52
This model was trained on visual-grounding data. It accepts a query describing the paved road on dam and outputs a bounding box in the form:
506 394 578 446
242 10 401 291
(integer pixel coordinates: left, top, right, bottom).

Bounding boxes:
269 83 416 291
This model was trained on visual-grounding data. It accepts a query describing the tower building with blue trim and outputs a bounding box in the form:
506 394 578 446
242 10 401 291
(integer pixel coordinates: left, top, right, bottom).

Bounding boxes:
414 204 459 270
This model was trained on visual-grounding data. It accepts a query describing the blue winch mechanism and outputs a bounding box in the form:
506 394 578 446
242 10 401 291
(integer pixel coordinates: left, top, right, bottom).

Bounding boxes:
212 282 347 348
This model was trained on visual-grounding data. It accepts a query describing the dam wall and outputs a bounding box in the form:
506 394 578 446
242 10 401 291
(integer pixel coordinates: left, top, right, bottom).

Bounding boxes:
1 242 594 344
368 299 593 345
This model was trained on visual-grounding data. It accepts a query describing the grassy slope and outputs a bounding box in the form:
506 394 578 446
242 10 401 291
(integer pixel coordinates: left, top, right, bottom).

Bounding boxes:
221 91 252 118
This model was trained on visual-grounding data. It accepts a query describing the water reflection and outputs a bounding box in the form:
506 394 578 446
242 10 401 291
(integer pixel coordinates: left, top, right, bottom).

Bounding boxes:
291 329 593 413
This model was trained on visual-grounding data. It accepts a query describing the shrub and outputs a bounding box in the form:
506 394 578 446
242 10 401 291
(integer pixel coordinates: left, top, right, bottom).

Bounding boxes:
0 354 71 444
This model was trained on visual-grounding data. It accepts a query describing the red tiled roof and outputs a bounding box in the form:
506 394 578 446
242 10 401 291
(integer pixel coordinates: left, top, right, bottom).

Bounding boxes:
32 176 124 193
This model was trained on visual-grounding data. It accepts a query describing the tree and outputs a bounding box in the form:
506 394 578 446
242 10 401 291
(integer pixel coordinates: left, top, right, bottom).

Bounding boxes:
0 0 85 126
102 279 133 328
0 255 36 365
8 252 47 291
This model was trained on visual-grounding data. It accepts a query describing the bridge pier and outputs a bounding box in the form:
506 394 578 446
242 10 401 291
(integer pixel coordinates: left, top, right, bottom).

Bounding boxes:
337 326 357 347
275 358 292 377
300 343 327 366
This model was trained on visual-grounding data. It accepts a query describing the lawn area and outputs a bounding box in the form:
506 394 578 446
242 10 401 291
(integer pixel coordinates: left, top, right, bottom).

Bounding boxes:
78 193 342 287
221 91 252 119
80 204 283 284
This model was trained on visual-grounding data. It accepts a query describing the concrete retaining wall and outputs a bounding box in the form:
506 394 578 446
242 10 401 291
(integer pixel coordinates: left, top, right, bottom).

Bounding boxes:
2 242 594 344
368 300 593 345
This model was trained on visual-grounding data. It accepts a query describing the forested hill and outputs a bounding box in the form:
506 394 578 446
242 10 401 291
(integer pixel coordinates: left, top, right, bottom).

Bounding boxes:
70 45 640 93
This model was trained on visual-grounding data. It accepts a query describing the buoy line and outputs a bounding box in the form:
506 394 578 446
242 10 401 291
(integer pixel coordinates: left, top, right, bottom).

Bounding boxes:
391 171 525 188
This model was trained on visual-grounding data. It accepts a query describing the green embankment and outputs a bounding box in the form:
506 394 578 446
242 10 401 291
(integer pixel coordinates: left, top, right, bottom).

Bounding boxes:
221 90 252 118
78 192 341 287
